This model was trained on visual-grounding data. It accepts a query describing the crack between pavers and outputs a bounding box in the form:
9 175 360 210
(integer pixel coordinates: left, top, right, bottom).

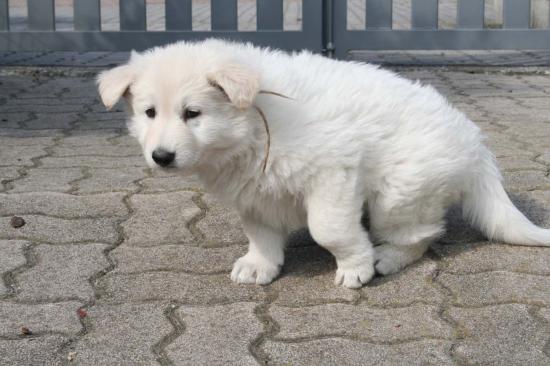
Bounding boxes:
426 248 468 366
249 286 280 365
187 193 208 245
271 334 453 346
0 241 38 301
526 305 550 360
151 302 186 366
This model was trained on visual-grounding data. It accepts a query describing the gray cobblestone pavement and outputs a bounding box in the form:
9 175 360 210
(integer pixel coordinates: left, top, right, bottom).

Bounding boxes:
1 65 550 365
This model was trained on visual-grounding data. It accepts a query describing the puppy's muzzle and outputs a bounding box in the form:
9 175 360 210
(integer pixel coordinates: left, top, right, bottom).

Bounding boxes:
152 148 176 167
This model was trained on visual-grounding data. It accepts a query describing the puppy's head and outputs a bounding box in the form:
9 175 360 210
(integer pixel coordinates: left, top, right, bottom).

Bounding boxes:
97 43 260 171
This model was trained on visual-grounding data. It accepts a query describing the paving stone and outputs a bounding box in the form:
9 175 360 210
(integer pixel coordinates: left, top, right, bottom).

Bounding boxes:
97 272 265 304
362 258 444 306
0 240 28 295
0 144 47 166
40 155 145 168
516 97 550 111
199 194 248 246
0 192 128 218
496 156 547 171
52 144 141 157
73 118 127 130
166 303 261 366
60 130 124 147
274 246 359 306
433 242 550 275
0 128 65 139
0 135 57 147
0 166 21 182
15 244 109 302
110 244 246 274
123 192 200 246
24 113 80 130
8 168 83 193
438 271 550 306
504 121 550 137
271 304 452 342
140 174 202 193
0 335 66 366
484 132 535 158
263 339 454 366
1 215 119 244
447 304 550 365
503 171 550 192
76 167 147 194
71 303 171 366
0 301 82 336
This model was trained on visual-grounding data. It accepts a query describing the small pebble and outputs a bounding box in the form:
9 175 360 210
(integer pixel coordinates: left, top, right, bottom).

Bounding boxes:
10 216 26 228
67 352 77 362
21 327 32 336
77 308 87 319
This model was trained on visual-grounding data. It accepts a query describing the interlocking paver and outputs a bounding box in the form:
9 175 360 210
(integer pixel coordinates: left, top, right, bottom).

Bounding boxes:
15 244 110 302
97 272 265 304
122 192 200 246
0 192 128 218
271 303 453 341
0 335 66 366
1 215 119 244
166 303 261 366
110 244 246 274
76 167 147 194
40 155 146 168
0 144 47 166
438 271 550 306
263 339 454 366
71 303 171 365
447 304 550 365
0 301 82 336
8 168 83 193
433 241 550 275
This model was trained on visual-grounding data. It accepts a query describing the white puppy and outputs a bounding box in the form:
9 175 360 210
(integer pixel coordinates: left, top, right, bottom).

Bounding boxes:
98 39 550 288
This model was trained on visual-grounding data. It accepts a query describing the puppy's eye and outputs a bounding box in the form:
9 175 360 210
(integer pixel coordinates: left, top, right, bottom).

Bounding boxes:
183 109 201 121
145 107 156 119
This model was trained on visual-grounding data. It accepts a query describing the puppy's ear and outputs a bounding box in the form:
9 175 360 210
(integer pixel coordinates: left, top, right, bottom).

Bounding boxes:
208 64 260 109
97 64 136 110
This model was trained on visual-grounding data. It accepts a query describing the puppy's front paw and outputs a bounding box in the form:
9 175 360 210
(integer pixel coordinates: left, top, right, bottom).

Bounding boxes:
231 253 281 285
334 258 375 289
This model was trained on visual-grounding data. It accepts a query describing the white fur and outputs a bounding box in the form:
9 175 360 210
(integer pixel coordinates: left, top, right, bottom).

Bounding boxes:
97 39 550 288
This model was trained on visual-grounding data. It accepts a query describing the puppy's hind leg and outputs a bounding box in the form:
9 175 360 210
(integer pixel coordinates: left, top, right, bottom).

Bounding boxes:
231 216 286 285
370 197 446 275
307 170 375 288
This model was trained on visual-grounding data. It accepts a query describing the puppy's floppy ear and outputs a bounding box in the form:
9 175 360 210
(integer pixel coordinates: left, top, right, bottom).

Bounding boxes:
97 63 136 110
208 64 260 109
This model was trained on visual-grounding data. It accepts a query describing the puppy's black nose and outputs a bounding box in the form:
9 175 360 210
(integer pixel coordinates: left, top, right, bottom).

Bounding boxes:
152 149 175 167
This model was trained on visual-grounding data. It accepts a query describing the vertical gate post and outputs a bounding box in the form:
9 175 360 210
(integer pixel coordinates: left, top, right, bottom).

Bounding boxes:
323 0 335 57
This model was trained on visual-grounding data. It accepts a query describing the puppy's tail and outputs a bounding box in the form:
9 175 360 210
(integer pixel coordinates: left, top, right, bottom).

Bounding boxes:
462 145 550 246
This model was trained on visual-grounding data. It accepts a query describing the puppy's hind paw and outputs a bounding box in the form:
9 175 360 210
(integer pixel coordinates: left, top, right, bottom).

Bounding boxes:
231 253 281 285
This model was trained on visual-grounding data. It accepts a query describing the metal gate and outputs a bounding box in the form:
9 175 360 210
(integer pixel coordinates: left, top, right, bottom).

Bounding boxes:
0 0 549 59
331 0 550 58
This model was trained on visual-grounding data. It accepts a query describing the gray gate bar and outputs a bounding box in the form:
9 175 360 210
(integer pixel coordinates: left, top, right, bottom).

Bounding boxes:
120 0 146 31
0 0 8 31
366 0 392 29
166 0 192 30
28 0 55 31
257 0 283 30
211 0 238 30
458 0 484 29
503 0 531 29
74 0 100 31
411 0 438 29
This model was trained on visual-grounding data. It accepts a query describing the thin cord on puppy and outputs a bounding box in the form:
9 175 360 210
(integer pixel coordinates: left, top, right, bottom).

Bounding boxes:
254 91 293 173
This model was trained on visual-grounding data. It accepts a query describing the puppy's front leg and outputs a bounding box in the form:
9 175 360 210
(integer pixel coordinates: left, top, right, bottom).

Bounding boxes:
307 171 375 288
231 216 286 285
